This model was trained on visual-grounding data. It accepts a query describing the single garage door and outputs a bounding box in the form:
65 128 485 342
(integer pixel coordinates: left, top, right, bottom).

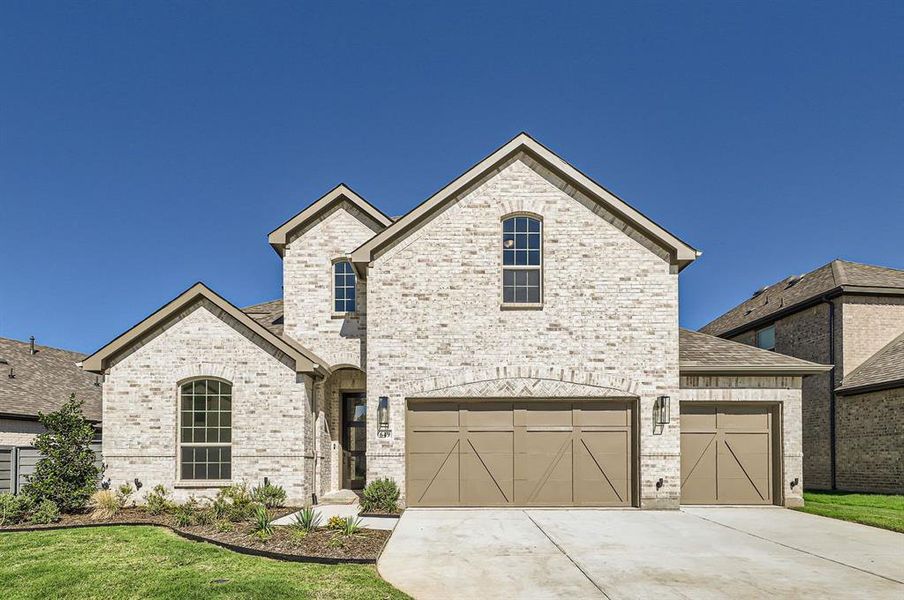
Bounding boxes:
680 403 776 505
406 399 634 507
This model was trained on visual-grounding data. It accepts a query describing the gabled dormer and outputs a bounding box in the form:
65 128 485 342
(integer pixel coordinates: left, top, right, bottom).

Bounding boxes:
269 184 391 367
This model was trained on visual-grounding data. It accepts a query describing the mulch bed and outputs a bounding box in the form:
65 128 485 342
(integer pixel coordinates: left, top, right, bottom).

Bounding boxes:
0 507 392 563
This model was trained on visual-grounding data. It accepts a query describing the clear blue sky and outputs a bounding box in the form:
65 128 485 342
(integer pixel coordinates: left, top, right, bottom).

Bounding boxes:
2 2 902 353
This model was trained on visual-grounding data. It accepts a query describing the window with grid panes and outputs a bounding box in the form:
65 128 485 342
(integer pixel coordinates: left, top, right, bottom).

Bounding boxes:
502 216 542 304
179 379 231 480
334 261 357 313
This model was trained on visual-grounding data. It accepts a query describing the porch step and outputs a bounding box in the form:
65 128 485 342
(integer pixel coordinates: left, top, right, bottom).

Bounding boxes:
319 489 360 505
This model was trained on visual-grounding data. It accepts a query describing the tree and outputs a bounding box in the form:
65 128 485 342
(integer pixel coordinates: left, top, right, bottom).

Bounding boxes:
22 395 100 512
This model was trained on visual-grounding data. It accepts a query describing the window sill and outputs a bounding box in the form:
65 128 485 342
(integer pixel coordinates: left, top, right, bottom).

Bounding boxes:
173 480 233 489
331 312 359 320
500 303 543 311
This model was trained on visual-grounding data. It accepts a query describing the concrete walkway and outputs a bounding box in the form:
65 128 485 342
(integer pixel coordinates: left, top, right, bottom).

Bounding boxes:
378 508 904 599
273 503 397 530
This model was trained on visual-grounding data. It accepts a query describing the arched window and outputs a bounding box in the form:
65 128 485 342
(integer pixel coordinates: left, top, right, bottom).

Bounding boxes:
502 215 542 304
179 378 232 480
334 261 357 313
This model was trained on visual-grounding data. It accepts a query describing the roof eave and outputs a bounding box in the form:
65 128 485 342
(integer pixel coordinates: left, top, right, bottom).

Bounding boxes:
836 378 904 396
680 364 833 376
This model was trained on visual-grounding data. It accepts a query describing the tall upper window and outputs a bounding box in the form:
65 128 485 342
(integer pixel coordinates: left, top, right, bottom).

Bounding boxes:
756 325 776 351
502 216 542 304
179 379 232 480
334 261 357 313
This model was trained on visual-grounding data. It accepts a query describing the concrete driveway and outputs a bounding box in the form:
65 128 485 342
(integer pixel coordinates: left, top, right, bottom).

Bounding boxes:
378 508 904 599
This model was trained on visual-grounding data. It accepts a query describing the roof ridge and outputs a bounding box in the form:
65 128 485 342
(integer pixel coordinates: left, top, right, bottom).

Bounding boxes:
830 259 846 286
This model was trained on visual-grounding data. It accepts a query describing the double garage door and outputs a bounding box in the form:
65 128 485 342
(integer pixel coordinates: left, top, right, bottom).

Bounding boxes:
680 403 777 505
406 399 634 507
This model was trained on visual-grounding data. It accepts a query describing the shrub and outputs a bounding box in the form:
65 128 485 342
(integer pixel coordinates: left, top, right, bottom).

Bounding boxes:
0 493 32 526
215 519 235 533
361 478 399 513
291 506 321 533
29 500 61 524
171 497 200 527
250 505 274 540
251 481 286 509
215 483 257 522
116 483 135 508
21 396 100 512
144 485 173 516
326 514 346 530
194 509 214 526
89 490 121 520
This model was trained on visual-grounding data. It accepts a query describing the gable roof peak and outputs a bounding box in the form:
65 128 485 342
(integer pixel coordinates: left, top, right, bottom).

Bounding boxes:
268 183 393 257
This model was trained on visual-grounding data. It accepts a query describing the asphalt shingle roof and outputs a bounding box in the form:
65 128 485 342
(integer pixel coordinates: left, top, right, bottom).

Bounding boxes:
0 337 102 422
242 299 284 336
837 332 904 394
701 260 904 337
679 328 829 374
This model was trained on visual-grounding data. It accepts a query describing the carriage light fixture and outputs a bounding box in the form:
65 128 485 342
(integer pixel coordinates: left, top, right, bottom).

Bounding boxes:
655 396 671 425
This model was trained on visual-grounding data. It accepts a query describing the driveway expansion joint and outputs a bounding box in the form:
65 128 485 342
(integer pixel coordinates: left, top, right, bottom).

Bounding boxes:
524 510 611 600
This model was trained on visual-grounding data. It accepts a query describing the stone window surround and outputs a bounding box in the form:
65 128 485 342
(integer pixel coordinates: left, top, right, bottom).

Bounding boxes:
176 375 234 485
500 211 544 309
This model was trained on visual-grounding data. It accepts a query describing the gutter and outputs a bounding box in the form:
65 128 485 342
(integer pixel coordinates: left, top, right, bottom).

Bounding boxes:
680 364 832 376
835 377 904 396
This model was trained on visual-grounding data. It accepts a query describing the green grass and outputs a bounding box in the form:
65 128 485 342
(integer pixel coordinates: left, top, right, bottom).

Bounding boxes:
794 491 904 533
0 526 410 600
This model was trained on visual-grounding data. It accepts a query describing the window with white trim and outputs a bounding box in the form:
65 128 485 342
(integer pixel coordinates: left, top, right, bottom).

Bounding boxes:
179 379 231 480
502 216 542 304
334 261 357 313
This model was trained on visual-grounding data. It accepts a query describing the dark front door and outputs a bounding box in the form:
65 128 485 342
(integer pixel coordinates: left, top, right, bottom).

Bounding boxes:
342 392 367 490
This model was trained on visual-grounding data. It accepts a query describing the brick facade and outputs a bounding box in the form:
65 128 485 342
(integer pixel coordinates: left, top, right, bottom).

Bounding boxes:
836 387 904 494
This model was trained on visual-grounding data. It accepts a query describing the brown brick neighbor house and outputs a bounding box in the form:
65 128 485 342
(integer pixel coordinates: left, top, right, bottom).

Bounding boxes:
702 260 904 494
82 133 830 508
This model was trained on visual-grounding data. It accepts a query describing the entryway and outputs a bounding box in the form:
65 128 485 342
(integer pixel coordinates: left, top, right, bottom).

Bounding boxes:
341 392 366 490
405 399 635 507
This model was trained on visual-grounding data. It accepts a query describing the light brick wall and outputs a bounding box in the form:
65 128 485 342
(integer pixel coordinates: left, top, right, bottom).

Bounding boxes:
679 375 805 507
365 154 680 508
282 202 383 368
0 418 45 447
836 387 903 494
840 296 904 377
102 301 314 504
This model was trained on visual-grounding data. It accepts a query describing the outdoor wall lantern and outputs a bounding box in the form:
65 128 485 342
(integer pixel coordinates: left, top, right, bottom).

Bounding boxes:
655 396 671 425
377 396 391 438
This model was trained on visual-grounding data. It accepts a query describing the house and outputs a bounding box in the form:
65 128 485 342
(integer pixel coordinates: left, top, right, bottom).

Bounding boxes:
0 336 103 493
82 133 829 509
701 260 904 494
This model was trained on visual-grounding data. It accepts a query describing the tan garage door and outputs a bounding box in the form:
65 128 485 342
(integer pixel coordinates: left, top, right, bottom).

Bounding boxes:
680 403 776 505
406 399 634 507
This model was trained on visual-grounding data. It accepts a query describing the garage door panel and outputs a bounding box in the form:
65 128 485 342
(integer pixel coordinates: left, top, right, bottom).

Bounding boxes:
575 432 630 505
680 403 774 505
407 399 634 507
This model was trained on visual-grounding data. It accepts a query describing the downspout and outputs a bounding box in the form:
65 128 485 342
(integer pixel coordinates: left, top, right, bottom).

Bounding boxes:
826 299 837 490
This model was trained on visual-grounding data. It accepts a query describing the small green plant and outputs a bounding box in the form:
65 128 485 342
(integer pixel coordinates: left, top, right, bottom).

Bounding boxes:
251 481 287 508
144 485 173 516
338 515 364 536
89 489 122 520
0 493 32 526
194 508 214 526
171 497 199 527
21 396 100 512
116 482 135 508
250 505 274 540
327 533 346 549
360 478 400 513
291 506 321 533
326 514 346 530
215 519 235 533
29 500 61 524
215 483 256 522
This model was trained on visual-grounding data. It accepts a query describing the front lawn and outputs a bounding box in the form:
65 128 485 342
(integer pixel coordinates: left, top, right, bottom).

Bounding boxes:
794 491 904 533
0 526 409 600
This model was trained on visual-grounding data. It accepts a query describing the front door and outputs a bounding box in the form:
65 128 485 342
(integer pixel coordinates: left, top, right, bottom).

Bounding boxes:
342 392 367 490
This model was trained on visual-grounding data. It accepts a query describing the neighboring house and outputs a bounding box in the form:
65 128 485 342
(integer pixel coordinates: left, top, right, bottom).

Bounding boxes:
0 336 103 493
701 260 904 494
83 133 828 509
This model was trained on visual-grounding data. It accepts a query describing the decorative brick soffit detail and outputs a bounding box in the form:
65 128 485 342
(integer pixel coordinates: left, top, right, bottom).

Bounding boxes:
406 367 641 398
